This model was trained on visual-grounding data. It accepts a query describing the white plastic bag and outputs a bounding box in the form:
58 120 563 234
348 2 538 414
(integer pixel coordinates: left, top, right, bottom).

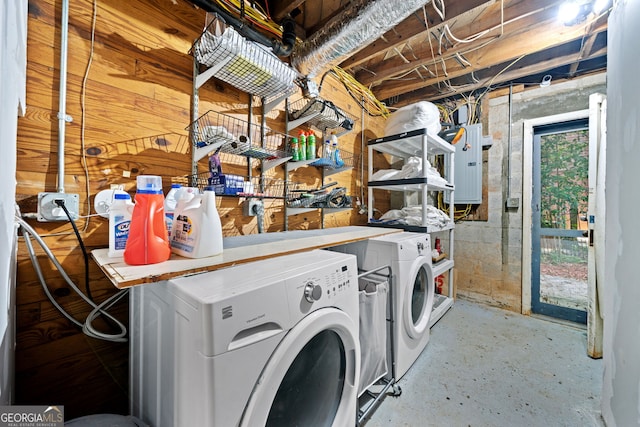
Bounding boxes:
384 101 441 137
358 278 389 396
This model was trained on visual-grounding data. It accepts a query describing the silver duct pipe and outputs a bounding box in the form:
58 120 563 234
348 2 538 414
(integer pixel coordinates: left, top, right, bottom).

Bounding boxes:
57 0 71 193
292 0 432 78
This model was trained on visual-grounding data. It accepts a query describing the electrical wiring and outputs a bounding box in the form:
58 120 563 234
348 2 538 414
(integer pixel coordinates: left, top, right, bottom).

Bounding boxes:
435 50 525 127
17 216 128 342
214 0 284 39
437 192 472 222
430 3 544 79
322 66 390 117
390 37 497 85
476 53 526 100
455 52 472 67
55 199 93 302
80 0 97 233
432 0 445 21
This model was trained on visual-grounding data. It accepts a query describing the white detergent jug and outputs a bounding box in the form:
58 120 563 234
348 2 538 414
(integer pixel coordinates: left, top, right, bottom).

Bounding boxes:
108 193 134 258
164 183 182 240
170 186 223 258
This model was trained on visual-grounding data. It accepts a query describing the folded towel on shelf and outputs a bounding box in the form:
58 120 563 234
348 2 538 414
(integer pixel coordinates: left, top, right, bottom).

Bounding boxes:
395 156 422 179
426 165 449 187
370 169 401 181
371 157 448 186
379 205 450 228
371 157 423 181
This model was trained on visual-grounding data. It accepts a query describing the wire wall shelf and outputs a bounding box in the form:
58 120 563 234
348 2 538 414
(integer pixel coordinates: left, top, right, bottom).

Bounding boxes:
175 171 288 199
287 97 358 136
310 149 355 172
188 110 291 167
192 15 298 99
286 184 353 209
287 149 357 179
101 132 190 156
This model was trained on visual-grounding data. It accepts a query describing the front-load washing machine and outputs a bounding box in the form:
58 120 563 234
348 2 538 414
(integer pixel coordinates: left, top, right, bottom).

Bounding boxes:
129 249 360 427
329 232 435 381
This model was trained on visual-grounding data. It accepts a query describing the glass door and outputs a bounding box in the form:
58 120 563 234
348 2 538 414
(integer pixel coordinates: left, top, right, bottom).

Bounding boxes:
532 119 589 323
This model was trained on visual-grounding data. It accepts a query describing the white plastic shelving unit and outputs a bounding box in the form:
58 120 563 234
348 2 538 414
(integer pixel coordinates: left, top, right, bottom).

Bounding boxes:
367 128 456 325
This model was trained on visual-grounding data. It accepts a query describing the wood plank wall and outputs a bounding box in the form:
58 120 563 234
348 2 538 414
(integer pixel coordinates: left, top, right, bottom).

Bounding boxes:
16 0 387 419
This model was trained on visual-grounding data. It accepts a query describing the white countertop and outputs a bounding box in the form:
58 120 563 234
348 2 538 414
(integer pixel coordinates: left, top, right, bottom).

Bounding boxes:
91 226 401 288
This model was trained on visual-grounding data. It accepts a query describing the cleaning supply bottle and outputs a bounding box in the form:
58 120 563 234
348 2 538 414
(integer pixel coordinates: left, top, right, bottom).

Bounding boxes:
323 139 333 160
124 175 171 265
108 193 134 258
330 132 339 147
333 146 345 168
164 183 182 240
306 131 316 160
330 133 344 167
290 137 300 161
170 186 223 258
176 186 200 205
297 130 307 161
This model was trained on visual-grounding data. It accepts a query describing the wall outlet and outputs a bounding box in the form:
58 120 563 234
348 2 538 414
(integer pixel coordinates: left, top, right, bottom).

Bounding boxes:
506 197 520 209
243 198 264 216
37 192 80 222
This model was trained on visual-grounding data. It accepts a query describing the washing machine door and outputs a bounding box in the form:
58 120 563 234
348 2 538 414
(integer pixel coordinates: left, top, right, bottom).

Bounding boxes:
240 308 359 427
403 256 435 339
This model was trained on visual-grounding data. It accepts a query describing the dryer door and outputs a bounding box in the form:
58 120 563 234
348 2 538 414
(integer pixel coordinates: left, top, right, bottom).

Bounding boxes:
240 307 359 427
403 256 435 339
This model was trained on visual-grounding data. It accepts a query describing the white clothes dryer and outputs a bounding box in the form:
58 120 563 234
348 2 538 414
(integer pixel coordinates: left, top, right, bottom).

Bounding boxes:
129 249 360 427
330 232 435 381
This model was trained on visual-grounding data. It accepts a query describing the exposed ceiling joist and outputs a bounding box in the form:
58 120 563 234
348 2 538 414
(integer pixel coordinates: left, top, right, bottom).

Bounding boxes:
356 0 567 87
205 0 610 106
339 0 489 71
398 46 607 104
371 13 607 100
271 0 306 22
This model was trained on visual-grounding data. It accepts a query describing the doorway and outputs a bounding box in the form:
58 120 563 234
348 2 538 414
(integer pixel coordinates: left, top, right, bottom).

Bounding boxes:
531 119 589 324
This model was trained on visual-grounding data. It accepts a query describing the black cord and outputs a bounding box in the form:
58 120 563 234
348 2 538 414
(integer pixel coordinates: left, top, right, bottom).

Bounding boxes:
317 69 334 94
55 199 93 302
318 69 385 117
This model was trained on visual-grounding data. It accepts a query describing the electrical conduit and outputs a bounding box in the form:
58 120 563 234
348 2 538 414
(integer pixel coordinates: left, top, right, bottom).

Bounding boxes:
57 0 71 193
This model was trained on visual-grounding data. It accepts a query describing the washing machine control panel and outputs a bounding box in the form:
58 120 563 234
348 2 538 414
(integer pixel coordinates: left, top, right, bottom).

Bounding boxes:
304 281 323 302
297 263 354 305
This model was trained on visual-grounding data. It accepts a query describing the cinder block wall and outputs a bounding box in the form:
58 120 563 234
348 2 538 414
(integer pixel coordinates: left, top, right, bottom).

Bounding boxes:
454 73 606 313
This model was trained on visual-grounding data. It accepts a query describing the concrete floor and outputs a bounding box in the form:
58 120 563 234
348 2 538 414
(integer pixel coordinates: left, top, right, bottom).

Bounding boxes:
363 298 604 427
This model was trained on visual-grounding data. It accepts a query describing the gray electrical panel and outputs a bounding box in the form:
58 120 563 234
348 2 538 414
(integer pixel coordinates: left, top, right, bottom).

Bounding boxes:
445 123 483 204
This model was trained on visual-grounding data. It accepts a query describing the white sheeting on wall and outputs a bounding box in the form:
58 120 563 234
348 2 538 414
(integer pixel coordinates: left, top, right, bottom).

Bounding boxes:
0 0 28 406
602 0 640 425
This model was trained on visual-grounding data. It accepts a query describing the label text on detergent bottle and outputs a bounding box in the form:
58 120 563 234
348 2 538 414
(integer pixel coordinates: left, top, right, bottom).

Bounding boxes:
114 218 130 250
171 214 195 252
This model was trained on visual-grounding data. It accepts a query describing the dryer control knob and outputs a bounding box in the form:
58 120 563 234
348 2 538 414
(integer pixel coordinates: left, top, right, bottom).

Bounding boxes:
304 282 322 303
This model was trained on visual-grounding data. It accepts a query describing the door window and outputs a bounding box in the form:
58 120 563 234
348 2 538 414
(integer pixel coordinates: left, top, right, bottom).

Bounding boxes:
266 330 345 427
411 266 429 324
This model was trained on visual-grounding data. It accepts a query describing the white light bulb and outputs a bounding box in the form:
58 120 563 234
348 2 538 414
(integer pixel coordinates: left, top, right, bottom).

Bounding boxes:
559 1 580 24
593 0 608 14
